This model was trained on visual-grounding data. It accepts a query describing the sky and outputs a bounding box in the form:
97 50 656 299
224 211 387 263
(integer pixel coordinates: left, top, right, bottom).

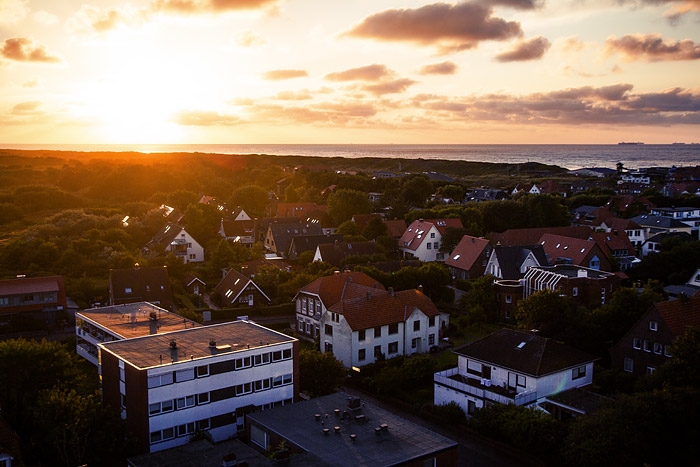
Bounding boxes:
0 0 699 144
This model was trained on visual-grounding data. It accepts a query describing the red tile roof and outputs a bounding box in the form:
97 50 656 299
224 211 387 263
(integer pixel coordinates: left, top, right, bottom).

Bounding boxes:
590 230 636 257
329 289 440 331
277 202 327 218
657 294 700 337
603 217 642 231
0 275 63 295
445 235 490 271
491 226 592 246
220 219 255 238
538 233 599 267
384 219 408 238
298 271 385 308
351 214 382 230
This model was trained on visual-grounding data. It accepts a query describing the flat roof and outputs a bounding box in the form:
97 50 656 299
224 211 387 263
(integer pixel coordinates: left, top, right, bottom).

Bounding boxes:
247 392 457 467
99 320 295 370
77 302 200 340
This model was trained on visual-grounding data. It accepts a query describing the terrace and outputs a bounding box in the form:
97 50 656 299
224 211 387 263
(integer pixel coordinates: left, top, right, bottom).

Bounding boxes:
434 367 537 406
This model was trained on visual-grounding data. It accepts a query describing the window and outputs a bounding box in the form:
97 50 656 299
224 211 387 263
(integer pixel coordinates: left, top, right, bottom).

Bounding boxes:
572 366 586 380
649 321 658 331
516 375 526 388
505 295 512 304
0 297 9 305
178 423 195 437
196 365 209 377
273 375 283 387
388 323 399 335
358 349 366 361
427 243 432 250
646 366 655 375
433 242 439 250
235 357 252 369
388 342 398 354
282 348 291 359
664 345 672 357
283 374 292 385
633 338 641 350
624 358 634 372
572 287 578 297
374 326 382 338
374 345 382 358
601 288 606 303
324 342 333 352
149 403 161 416
643 340 651 352
302 297 307 312
653 343 662 355
428 316 435 327
429 334 435 345
176 395 195 410
272 350 282 361
411 337 419 349
236 382 252 395
162 427 175 440
124 288 132 294
189 254 196 260
148 372 173 388
255 378 271 392
197 392 210 404
150 431 162 444
119 367 125 382
176 368 195 382
325 324 333 336
505 309 511 319
358 329 366 342
413 320 420 331
430 232 435 238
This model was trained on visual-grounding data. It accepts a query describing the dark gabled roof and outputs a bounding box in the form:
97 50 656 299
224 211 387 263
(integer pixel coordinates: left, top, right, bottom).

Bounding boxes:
239 259 292 277
590 230 636 257
315 241 378 267
268 222 324 254
298 271 384 308
329 289 441 331
289 234 343 257
603 217 642 231
445 235 491 271
492 245 548 280
184 274 205 287
657 294 700 337
145 223 182 250
214 269 270 305
220 219 255 238
629 215 689 230
490 226 592 247
645 231 694 244
464 188 508 202
454 329 596 377
109 267 173 309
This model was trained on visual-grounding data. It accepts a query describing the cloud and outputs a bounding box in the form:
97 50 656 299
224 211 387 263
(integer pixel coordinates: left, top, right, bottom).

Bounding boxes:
343 2 522 53
606 34 700 61
11 101 42 115
483 0 542 9
33 10 59 25
495 36 551 62
274 90 314 100
236 31 266 47
262 69 308 80
173 110 242 126
0 37 61 63
361 78 417 96
412 84 700 125
68 0 279 33
419 61 457 75
324 64 393 82
0 0 28 23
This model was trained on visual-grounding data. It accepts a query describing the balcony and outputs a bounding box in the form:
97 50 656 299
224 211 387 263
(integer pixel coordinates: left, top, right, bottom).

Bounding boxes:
434 368 537 406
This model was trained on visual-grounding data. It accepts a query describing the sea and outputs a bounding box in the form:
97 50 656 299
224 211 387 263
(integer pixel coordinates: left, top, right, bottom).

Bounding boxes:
3 143 700 170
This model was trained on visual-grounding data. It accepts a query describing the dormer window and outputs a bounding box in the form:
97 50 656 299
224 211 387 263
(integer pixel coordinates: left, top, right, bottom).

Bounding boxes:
649 321 658 331
125 288 132 294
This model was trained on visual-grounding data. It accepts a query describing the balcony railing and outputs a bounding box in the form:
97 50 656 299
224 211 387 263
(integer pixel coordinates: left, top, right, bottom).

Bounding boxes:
434 368 537 406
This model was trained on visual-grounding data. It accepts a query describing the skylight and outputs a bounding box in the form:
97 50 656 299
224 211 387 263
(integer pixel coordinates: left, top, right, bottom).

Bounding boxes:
234 278 240 285
225 289 233 297
453 254 461 260
580 248 586 253
517 341 526 349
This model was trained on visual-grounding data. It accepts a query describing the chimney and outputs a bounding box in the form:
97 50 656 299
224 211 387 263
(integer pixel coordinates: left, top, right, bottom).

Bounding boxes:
418 285 424 294
170 340 177 350
388 287 394 297
334 270 341 275
418 218 424 222
209 339 217 348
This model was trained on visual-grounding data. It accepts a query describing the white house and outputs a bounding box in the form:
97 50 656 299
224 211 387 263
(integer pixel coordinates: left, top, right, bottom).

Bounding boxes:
98 321 298 454
320 287 449 368
398 218 463 262
619 172 651 185
293 271 384 341
434 329 597 418
511 183 540 196
650 206 700 239
484 245 547 280
145 224 204 263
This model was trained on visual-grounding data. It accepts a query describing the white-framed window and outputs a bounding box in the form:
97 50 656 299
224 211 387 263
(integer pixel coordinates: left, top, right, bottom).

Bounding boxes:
643 340 651 352
624 358 633 372
633 338 641 349
505 295 512 304
125 287 132 294
236 382 253 395
649 321 658 331
176 395 195 410
178 422 195 437
235 356 252 369
388 342 398 354
427 243 432 249
516 374 526 388
176 368 195 382
653 343 662 355
196 365 209 378
197 392 210 405
358 329 366 342
433 242 439 249
646 366 655 375
572 366 586 380
148 372 173 388
255 378 271 392
411 337 419 349
664 345 672 357
413 320 420 331
302 297 307 312
358 349 366 361
254 353 271 366
428 334 435 346
572 287 578 297
0 297 9 305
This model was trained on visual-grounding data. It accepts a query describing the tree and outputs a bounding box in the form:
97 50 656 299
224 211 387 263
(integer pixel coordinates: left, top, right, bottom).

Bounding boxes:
327 189 372 225
336 220 361 236
438 184 465 202
458 275 499 323
515 289 572 330
654 325 700 388
284 185 300 202
401 176 433 206
299 349 346 397
439 226 468 253
363 217 388 240
230 185 269 217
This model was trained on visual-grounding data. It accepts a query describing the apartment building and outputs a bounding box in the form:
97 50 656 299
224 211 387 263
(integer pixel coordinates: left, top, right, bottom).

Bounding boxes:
98 321 298 454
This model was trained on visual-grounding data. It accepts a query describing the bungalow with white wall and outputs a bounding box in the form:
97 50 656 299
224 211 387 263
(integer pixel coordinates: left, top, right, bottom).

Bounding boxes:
434 329 597 418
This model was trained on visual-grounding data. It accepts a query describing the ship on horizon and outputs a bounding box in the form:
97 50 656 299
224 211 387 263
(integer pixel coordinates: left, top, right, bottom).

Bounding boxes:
618 141 645 145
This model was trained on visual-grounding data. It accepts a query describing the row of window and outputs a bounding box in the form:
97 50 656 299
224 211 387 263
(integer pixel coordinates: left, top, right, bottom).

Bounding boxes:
298 296 321 315
426 242 439 250
147 349 293 388
631 338 671 357
149 374 294 417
